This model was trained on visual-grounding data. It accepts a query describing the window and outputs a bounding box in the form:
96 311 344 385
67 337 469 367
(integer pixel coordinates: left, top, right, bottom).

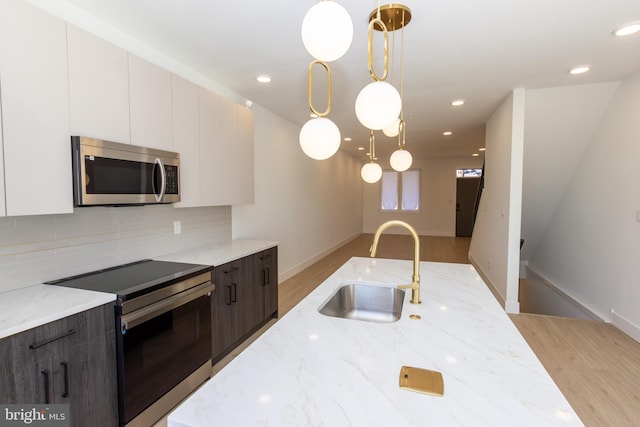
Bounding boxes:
456 168 482 178
381 170 420 211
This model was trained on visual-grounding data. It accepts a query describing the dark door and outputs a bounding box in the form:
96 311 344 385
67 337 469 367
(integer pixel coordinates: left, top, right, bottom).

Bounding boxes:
456 177 480 237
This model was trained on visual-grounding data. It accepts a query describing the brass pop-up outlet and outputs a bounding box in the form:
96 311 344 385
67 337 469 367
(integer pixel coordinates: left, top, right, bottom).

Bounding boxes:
399 366 444 397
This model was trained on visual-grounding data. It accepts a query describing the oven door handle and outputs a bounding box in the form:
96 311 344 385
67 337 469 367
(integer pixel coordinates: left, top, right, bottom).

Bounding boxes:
120 282 214 332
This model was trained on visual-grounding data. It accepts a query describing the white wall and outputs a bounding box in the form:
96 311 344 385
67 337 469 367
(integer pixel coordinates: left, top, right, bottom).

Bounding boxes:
521 82 619 262
528 71 640 340
363 157 484 236
469 89 524 313
0 206 231 293
233 105 363 281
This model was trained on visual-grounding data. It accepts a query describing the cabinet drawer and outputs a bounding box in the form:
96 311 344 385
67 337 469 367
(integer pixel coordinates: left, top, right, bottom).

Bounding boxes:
0 303 114 376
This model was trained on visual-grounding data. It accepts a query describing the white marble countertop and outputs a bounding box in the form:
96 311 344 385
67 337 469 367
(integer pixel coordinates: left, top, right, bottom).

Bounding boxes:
155 239 278 266
168 257 583 427
0 284 115 339
0 239 276 339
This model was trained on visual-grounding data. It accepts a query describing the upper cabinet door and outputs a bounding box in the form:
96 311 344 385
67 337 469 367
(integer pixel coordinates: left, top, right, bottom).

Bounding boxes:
0 0 73 216
198 88 255 207
198 88 218 206
67 25 130 144
0 99 5 217
235 105 255 205
129 54 173 151
199 88 237 206
172 75 200 208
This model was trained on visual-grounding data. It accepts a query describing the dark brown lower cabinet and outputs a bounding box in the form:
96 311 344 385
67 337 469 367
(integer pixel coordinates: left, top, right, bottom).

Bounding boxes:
0 303 118 426
211 246 278 363
256 247 278 320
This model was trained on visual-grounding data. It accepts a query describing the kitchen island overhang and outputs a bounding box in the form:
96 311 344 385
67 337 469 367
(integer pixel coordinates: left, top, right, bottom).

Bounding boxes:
168 257 583 426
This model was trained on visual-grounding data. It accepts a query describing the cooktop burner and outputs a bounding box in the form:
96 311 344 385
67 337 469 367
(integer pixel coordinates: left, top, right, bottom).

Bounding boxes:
46 259 212 302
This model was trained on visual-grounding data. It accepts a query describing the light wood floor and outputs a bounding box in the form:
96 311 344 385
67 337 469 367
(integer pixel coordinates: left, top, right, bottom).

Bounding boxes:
157 234 640 427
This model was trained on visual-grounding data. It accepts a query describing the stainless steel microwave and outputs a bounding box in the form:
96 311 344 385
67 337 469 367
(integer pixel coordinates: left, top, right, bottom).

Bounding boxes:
71 136 180 206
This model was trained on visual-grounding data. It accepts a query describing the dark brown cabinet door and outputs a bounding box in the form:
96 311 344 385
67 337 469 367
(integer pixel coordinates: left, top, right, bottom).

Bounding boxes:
0 303 118 426
54 333 118 425
0 357 52 404
236 255 263 338
211 260 241 361
210 246 279 363
257 247 278 320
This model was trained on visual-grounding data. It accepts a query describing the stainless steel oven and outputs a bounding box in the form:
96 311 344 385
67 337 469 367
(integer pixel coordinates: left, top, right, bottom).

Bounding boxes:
47 260 213 427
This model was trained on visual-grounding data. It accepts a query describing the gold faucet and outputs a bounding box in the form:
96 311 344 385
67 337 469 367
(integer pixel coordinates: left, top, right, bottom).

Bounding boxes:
370 220 421 304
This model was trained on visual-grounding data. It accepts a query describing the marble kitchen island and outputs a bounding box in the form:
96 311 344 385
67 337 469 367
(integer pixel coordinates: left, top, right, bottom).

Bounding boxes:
168 257 583 426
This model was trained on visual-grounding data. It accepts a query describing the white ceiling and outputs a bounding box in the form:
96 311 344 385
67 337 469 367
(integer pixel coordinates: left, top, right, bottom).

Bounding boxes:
58 0 640 162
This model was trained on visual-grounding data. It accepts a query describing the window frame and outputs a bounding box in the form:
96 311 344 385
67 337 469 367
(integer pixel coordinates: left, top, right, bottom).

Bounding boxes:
380 168 421 213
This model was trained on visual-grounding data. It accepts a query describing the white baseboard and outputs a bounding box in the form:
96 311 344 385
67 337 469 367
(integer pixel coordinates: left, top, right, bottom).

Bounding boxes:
505 300 520 314
277 233 361 284
611 310 640 344
525 266 606 321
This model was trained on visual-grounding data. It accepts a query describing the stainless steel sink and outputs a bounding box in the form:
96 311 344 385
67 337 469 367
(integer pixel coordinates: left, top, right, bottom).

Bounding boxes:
318 283 405 323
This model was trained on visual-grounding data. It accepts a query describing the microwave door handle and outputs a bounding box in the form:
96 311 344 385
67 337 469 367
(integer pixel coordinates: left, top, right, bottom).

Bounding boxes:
154 158 167 202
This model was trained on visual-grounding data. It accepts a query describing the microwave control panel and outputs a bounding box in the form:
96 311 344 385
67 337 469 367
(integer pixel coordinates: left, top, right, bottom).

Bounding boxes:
165 165 179 194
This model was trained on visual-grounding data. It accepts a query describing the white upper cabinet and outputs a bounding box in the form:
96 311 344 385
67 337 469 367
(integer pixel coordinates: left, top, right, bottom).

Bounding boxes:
172 75 200 208
198 88 255 207
67 25 130 144
0 99 5 217
0 0 73 216
128 54 173 151
199 88 233 206
235 105 255 205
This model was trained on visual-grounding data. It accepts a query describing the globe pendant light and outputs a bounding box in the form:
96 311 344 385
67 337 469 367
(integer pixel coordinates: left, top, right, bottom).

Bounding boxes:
300 117 341 160
390 120 412 171
361 131 383 183
301 1 353 62
362 162 383 183
299 60 341 160
355 81 402 130
383 117 401 137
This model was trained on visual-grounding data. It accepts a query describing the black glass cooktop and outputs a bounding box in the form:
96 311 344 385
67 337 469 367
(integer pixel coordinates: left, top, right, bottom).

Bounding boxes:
45 259 212 301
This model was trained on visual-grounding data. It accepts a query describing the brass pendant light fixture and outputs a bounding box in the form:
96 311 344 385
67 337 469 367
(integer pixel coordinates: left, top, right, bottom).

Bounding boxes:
354 4 405 131
382 4 413 172
299 60 341 160
361 131 383 183
299 1 353 160
359 3 413 180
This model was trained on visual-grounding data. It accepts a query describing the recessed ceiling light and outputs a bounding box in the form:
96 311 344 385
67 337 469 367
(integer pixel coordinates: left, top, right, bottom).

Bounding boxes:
472 153 479 157
357 147 365 151
443 131 453 136
478 147 486 151
613 23 640 37
256 75 272 83
344 137 352 142
569 66 590 75
451 99 465 106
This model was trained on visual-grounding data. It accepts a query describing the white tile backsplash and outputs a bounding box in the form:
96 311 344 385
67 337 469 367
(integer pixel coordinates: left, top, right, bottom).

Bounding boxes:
0 205 231 293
